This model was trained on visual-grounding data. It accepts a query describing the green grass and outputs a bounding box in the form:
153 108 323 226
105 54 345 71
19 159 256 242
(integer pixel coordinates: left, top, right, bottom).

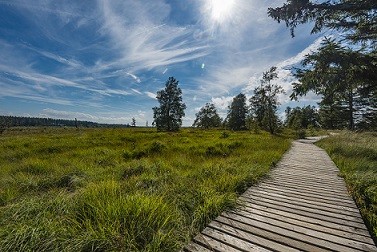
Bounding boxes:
316 131 377 242
0 127 291 251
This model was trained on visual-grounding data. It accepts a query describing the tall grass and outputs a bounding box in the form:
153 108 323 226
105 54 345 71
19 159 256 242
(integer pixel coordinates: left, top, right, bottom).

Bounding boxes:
0 127 291 251
316 131 377 242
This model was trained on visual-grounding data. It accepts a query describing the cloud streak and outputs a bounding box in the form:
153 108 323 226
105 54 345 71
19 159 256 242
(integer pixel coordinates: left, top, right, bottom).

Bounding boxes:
99 0 210 72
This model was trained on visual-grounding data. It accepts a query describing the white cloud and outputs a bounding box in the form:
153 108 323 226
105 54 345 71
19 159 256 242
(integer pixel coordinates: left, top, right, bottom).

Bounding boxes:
126 72 141 83
242 37 324 105
26 46 83 68
211 96 233 110
131 88 142 95
98 0 210 72
145 91 157 99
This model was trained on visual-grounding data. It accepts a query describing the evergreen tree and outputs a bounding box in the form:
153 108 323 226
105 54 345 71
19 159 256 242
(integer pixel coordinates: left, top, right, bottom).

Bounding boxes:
250 67 284 134
152 77 186 132
285 106 320 129
193 103 222 129
226 93 247 131
131 117 136 127
268 0 377 43
268 0 377 130
291 39 376 129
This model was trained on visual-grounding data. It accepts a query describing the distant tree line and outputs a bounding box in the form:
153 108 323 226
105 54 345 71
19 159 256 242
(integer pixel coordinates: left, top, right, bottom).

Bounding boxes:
0 116 130 129
152 69 285 133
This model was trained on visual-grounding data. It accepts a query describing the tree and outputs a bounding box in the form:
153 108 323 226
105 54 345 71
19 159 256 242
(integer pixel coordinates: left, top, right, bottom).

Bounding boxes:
193 103 222 129
291 39 377 129
285 106 320 129
226 93 247 131
268 0 377 130
268 0 377 43
250 67 284 134
131 117 136 127
152 77 186 131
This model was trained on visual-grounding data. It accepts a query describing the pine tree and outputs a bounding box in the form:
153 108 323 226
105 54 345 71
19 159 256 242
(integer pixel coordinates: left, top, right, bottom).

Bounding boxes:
152 77 186 131
250 67 284 134
193 103 222 129
226 93 247 131
268 0 377 130
291 39 376 129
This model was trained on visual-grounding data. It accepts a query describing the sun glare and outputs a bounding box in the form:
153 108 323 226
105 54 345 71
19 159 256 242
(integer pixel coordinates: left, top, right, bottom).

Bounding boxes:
207 0 236 24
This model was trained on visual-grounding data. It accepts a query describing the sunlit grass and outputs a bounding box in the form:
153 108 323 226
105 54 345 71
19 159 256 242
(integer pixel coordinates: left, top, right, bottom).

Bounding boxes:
0 127 291 251
317 131 377 241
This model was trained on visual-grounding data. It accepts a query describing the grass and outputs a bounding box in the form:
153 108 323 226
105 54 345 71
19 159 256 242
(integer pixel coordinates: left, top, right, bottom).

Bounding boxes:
316 131 377 242
0 127 291 251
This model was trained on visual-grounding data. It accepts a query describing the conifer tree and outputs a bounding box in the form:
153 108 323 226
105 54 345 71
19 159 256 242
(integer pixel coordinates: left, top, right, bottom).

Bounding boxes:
226 93 247 131
152 77 186 131
193 103 222 129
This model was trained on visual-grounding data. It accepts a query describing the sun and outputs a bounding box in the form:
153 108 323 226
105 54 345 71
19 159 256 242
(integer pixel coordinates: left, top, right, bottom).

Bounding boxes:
206 0 236 24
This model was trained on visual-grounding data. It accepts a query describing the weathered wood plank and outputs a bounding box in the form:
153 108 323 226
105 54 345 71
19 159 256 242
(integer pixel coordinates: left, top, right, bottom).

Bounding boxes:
234 206 375 245
263 177 349 194
269 176 347 189
251 184 359 211
259 181 355 202
241 194 365 225
202 228 273 252
183 241 213 252
255 183 356 207
193 233 242 252
240 196 367 230
208 220 301 252
225 211 377 251
244 189 363 218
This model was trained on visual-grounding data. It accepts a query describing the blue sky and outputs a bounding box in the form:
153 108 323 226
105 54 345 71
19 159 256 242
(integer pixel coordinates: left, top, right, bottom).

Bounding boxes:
0 0 325 126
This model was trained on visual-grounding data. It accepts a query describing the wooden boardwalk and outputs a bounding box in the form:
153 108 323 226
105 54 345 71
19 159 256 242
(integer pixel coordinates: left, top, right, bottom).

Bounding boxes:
183 137 377 252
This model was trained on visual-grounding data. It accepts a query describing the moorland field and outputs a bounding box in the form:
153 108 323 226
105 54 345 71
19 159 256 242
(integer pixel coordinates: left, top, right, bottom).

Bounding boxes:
1 128 376 251
0 127 290 251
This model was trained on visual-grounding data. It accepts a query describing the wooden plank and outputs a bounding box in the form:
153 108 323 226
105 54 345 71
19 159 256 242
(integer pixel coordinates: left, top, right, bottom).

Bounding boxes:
259 181 355 202
240 195 368 230
269 175 347 189
193 233 242 252
244 189 362 218
240 202 372 238
213 216 333 252
234 206 375 245
242 192 365 224
226 211 377 251
252 184 359 211
208 220 301 252
183 241 213 252
274 168 340 178
254 184 356 207
266 177 349 193
201 228 273 252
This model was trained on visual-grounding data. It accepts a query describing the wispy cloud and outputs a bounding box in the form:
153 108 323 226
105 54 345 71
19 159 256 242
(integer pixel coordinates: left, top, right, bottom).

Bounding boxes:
98 0 210 72
145 91 157 99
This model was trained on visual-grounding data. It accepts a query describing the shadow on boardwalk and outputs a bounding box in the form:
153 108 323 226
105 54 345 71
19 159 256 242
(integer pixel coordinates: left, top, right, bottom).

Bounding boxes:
183 137 377 252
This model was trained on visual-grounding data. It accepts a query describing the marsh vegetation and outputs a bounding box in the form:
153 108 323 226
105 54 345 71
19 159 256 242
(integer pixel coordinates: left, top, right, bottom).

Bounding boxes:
0 127 290 251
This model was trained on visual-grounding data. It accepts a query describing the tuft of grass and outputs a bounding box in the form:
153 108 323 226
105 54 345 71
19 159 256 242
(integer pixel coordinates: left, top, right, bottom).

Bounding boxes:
0 127 291 251
317 131 377 242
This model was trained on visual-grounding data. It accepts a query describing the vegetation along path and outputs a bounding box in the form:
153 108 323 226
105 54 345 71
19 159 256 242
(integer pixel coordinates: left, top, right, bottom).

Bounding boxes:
184 137 377 252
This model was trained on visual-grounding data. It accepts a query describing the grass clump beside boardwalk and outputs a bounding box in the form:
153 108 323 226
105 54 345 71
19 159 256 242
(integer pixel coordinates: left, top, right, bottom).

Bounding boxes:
317 131 377 241
0 127 291 251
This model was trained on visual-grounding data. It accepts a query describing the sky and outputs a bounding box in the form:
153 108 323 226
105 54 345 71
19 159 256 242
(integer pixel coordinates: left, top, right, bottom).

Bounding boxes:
0 0 326 126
